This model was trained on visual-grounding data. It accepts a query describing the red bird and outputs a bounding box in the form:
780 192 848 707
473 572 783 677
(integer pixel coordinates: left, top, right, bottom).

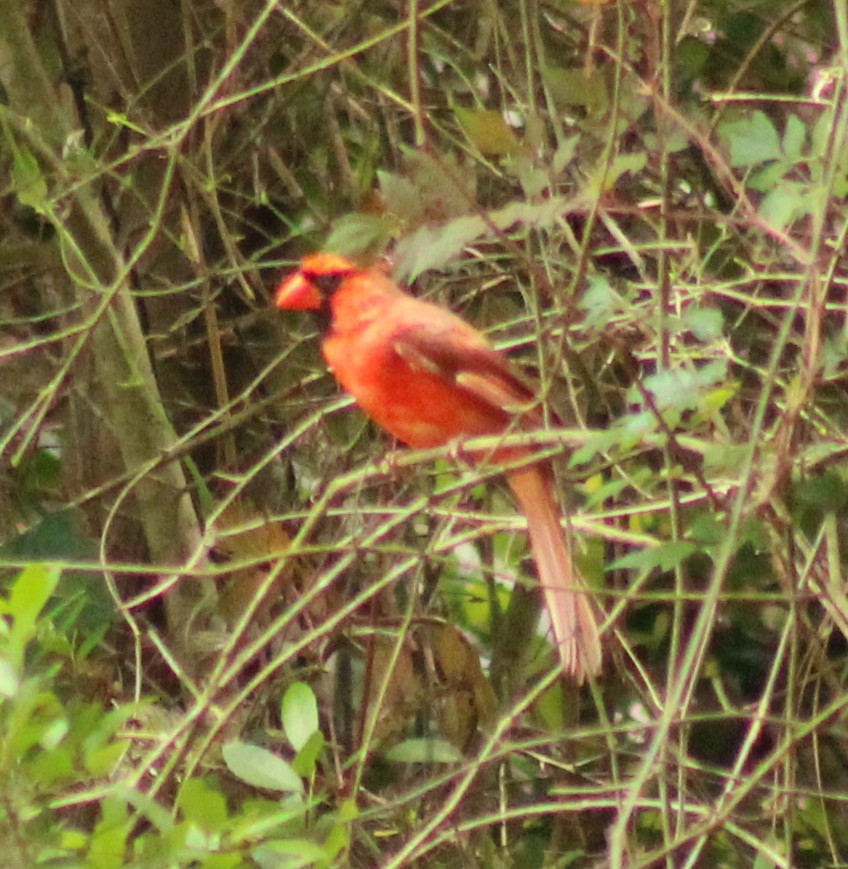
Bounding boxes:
275 252 602 683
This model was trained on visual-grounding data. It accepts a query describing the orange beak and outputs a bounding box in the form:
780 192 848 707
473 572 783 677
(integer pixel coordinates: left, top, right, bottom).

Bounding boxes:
275 271 322 310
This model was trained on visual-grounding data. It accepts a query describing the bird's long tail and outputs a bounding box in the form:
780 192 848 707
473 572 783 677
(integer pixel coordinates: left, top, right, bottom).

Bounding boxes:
508 464 602 684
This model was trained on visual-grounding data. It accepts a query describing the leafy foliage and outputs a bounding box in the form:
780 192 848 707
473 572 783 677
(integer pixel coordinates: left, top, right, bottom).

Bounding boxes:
1 0 847 866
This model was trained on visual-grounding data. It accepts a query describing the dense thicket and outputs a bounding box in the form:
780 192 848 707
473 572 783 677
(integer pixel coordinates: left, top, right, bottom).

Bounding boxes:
1 1 847 865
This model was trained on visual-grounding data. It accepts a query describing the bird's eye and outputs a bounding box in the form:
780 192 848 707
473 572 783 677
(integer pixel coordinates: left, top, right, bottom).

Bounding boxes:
313 272 345 295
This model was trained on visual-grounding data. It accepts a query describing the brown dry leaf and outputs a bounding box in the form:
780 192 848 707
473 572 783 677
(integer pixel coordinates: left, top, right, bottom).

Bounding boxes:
211 501 293 626
361 633 425 747
541 63 609 118
424 622 497 751
454 107 521 157
357 622 497 753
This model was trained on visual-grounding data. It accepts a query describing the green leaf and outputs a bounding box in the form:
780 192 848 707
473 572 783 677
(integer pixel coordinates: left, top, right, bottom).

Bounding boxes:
610 540 698 572
687 514 726 546
10 142 49 213
698 384 737 419
9 563 61 624
489 196 567 232
747 162 787 193
752 851 777 869
251 839 328 869
383 737 463 764
644 360 728 413
85 741 127 777
178 777 229 832
377 169 424 223
324 213 392 259
292 731 324 779
759 182 808 233
281 682 319 753
552 134 580 175
514 154 549 198
197 853 242 869
27 743 74 785
683 307 724 343
230 794 309 844
322 798 358 860
569 413 653 467
795 471 848 513
115 785 175 834
88 797 133 869
720 111 783 167
392 216 485 282
579 274 622 329
703 441 750 477
782 114 806 160
589 151 647 194
39 716 69 750
0 657 18 697
582 474 633 510
392 196 569 283
6 685 65 756
105 110 147 135
7 564 61 669
83 703 140 767
222 741 304 794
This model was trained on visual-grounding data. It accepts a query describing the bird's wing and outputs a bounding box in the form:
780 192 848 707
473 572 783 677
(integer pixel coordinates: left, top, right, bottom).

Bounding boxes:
391 320 537 416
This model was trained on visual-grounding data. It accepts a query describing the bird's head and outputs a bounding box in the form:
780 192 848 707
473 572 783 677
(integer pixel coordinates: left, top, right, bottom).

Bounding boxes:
275 252 358 311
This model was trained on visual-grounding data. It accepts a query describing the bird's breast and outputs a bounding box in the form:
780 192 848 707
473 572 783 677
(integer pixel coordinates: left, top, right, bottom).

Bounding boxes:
322 327 508 449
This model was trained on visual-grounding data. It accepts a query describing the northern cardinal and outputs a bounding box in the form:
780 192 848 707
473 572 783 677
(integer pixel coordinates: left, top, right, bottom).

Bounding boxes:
275 252 602 683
